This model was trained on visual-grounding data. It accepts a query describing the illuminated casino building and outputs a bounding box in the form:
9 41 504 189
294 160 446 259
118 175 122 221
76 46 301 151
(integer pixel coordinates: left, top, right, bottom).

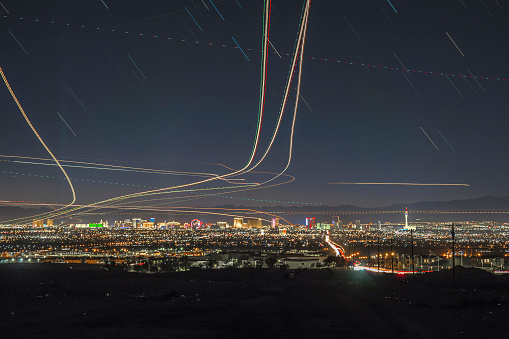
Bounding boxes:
272 218 280 228
305 217 316 229
234 218 243 228
247 219 262 228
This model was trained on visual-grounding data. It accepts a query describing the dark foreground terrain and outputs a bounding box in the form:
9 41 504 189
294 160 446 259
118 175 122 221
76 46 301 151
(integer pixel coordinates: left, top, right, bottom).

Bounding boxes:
1 264 508 338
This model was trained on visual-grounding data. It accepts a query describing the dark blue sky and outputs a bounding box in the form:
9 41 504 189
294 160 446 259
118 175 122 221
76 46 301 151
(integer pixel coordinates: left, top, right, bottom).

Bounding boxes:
1 0 509 208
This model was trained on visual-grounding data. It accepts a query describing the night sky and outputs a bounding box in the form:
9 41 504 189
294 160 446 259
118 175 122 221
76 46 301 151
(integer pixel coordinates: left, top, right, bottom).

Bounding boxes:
1 0 509 209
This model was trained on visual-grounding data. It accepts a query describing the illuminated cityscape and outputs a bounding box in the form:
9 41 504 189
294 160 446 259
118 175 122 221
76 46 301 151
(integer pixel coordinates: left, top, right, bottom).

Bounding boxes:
2 0 509 337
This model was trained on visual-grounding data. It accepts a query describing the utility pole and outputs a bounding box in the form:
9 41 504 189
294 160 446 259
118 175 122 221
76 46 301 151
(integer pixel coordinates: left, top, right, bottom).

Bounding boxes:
452 223 456 288
391 239 394 273
411 229 414 275
377 236 380 272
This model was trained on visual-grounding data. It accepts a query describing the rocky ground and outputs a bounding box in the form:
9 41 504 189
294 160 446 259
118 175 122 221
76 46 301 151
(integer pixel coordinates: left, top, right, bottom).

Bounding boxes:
1 264 508 338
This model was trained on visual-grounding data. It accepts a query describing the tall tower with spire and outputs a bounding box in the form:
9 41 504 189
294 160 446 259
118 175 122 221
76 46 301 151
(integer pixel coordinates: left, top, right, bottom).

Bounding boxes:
404 207 416 230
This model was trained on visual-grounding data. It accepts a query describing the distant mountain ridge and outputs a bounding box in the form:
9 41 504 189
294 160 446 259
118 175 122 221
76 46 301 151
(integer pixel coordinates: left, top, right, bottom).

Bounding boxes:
383 195 509 211
221 195 509 211
2 195 509 222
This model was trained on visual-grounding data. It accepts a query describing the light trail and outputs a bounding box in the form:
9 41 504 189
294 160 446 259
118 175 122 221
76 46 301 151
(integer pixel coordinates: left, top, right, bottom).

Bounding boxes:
0 1 9 13
387 0 398 13
0 157 222 178
256 210 509 216
268 39 282 58
420 126 439 151
57 112 77 136
393 52 410 75
209 0 225 21
185 7 204 32
0 201 279 225
1 0 275 225
8 30 29 55
232 36 250 62
0 154 239 178
328 182 470 186
343 16 361 40
9 10 509 83
244 0 311 174
325 235 346 258
66 85 86 110
446 32 465 57
0 155 317 205
127 54 147 79
299 93 313 112
402 72 421 96
0 67 76 215
100 0 109 9
445 74 463 98
460 71 478 95
258 0 311 185
438 130 457 154
131 69 150 93
5 201 507 217
102 46 126 79
3 1 317 226
467 68 486 92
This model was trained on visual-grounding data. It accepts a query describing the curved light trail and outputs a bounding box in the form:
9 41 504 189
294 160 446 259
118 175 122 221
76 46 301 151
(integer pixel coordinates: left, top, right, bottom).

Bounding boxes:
0 0 276 225
2 1 319 226
0 67 76 216
244 0 311 174
258 0 310 185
